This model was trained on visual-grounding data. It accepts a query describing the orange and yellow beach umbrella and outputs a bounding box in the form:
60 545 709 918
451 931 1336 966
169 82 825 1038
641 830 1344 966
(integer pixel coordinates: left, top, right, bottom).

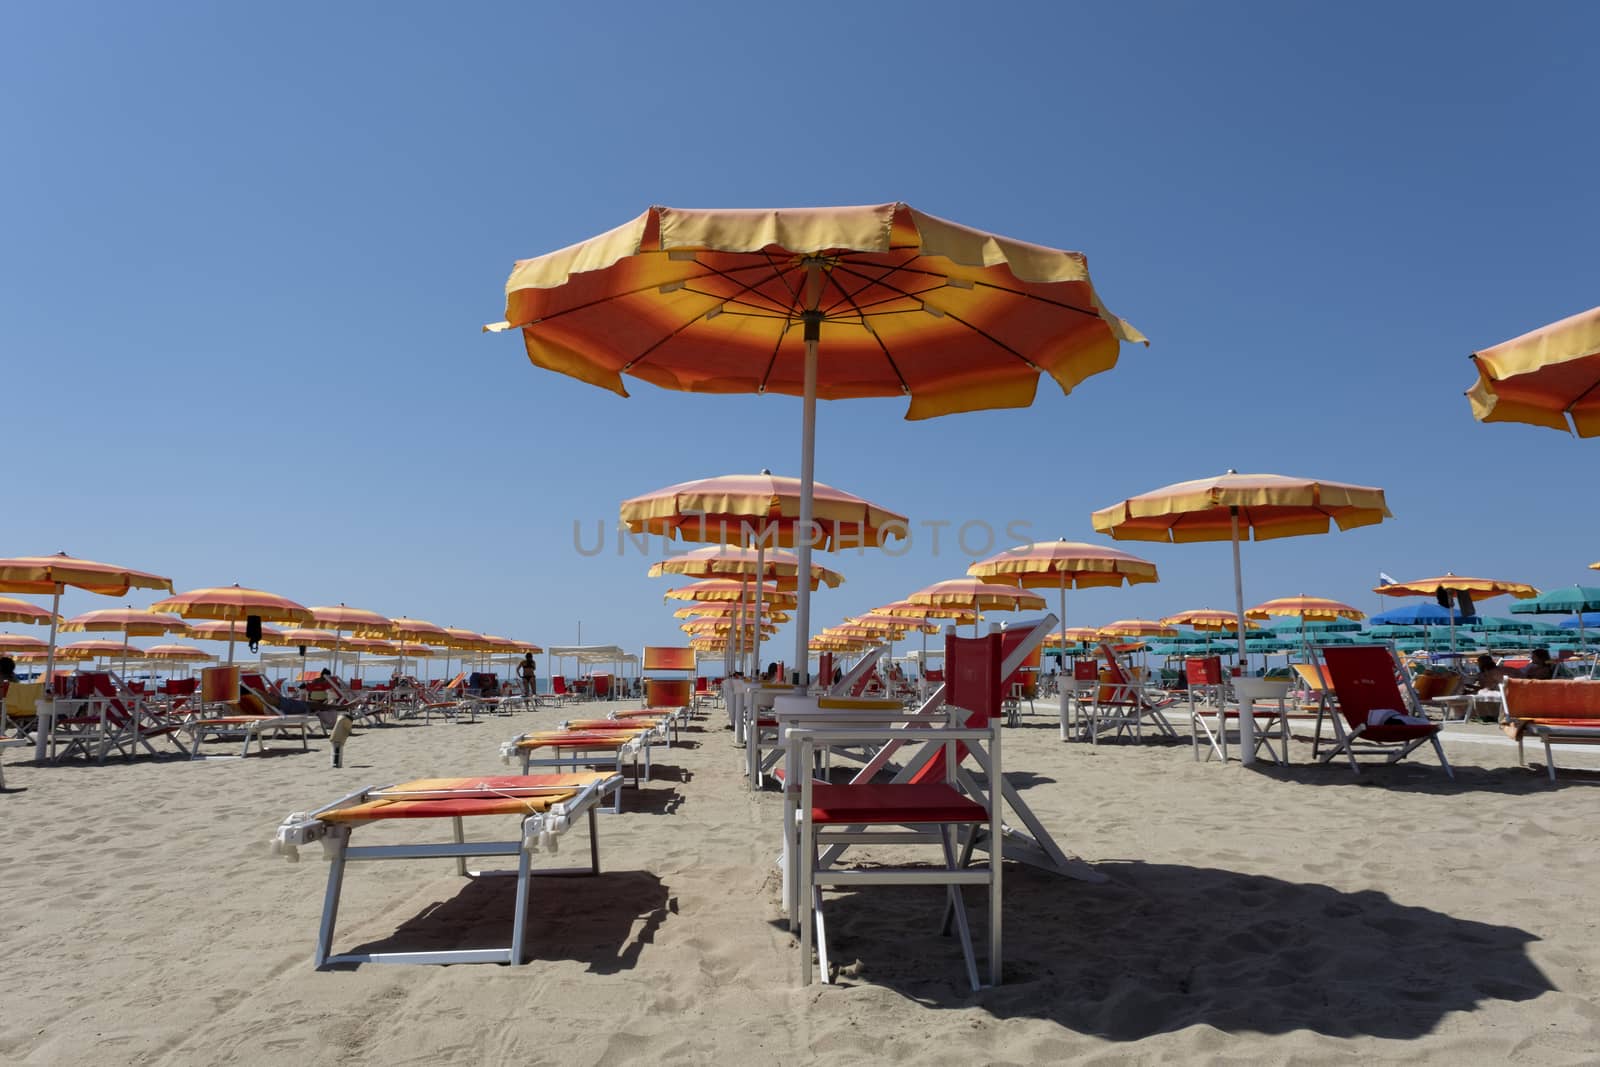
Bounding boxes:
490 202 1145 678
1247 596 1365 623
1093 471 1390 764
1098 619 1179 639
0 597 59 627
1160 609 1260 633
152 584 312 664
1371 573 1537 601
1467 305 1600 436
907 578 1046 636
969 539 1159 668
664 580 798 608
622 471 906 551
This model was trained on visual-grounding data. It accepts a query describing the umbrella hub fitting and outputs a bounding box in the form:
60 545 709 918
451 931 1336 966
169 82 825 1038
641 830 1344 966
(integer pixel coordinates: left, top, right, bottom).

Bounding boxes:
802 310 824 342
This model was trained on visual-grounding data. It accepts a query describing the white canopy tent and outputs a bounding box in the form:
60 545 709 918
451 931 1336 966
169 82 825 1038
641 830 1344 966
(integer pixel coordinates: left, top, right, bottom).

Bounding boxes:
545 645 641 697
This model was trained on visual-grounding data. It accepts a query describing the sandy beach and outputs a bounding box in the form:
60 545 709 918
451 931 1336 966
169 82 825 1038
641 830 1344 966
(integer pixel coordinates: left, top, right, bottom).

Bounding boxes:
1 701 1597 1065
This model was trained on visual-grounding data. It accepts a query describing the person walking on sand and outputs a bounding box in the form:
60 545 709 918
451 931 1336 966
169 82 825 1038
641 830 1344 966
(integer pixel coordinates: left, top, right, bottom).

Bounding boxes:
517 652 537 698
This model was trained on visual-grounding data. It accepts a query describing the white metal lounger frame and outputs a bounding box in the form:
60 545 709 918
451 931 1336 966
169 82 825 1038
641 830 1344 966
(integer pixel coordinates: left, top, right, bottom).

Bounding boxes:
185 714 317 759
827 647 887 698
272 774 620 969
500 734 649 813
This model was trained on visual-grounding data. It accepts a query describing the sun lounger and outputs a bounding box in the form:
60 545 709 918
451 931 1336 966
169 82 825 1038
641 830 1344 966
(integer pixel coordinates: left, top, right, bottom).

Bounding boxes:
1314 645 1453 778
1501 678 1600 781
500 728 653 811
1083 644 1178 743
272 771 620 968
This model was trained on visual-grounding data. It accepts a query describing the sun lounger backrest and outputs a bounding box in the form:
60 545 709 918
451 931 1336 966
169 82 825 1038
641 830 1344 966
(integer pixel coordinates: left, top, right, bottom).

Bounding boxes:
1185 656 1223 686
817 653 833 687
1504 679 1600 720
1292 662 1332 692
643 646 695 672
200 665 240 706
1321 646 1406 728
1002 633 1041 697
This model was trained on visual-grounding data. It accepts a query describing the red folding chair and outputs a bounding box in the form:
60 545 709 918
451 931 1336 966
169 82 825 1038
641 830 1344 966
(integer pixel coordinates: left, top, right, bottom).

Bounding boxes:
1315 645 1453 778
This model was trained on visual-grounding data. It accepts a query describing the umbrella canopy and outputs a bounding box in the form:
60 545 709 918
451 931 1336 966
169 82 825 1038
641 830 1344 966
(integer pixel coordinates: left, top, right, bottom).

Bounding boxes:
1044 627 1105 646
1091 472 1391 545
1510 586 1600 616
491 202 1144 680
648 546 843 591
60 607 189 638
1558 613 1600 629
664 580 798 607
0 597 59 627
1267 617 1364 633
0 553 172 597
906 578 1047 619
1090 470 1389 765
1160 609 1260 632
142 644 213 662
874 599 976 624
1466 305 1600 436
1099 619 1179 639
1248 596 1365 622
673 603 791 622
1369 603 1477 627
152 584 312 665
0 634 50 654
968 539 1158 664
389 617 451 644
58 639 143 661
1372 573 1538 601
190 621 287 644
308 604 396 636
626 470 886 673
621 471 907 551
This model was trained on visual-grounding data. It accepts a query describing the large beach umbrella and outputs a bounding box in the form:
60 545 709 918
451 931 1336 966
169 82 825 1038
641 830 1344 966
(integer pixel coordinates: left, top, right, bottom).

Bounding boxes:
1249 596 1365 656
0 553 174 761
1373 572 1537 655
490 203 1144 679
0 597 59 628
0 634 50 656
1099 619 1180 639
664 579 798 608
907 578 1046 638
1466 305 1600 436
650 545 844 674
626 471 890 674
1161 608 1261 635
968 539 1158 679
307 604 396 674
152 586 312 664
60 607 190 679
1369 603 1476 627
1092 471 1390 764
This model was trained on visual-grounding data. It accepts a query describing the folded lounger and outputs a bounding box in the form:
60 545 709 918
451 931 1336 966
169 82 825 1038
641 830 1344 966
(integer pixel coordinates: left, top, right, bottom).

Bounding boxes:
500 728 653 812
273 771 621 968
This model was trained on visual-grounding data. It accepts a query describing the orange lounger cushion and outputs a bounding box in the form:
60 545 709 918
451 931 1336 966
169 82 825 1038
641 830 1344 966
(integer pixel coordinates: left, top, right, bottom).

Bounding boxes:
564 718 664 730
515 729 648 751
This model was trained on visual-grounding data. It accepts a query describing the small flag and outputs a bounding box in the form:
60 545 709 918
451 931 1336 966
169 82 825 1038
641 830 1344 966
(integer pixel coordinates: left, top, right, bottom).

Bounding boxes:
1378 572 1395 586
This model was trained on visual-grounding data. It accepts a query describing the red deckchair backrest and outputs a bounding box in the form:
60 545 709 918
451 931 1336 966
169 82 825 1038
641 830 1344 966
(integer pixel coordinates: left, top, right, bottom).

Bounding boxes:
552 675 569 694
910 631 1001 785
849 667 878 697
1322 646 1405 728
1073 659 1099 682
817 653 833 686
1185 656 1223 686
1002 633 1041 696
78 672 133 722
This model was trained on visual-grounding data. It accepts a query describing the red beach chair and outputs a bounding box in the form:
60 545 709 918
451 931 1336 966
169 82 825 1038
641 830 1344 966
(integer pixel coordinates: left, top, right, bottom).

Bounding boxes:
1315 645 1453 778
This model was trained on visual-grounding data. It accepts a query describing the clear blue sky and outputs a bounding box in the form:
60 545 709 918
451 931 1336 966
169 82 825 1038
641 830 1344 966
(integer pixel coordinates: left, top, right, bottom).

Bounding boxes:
5 3 1598 668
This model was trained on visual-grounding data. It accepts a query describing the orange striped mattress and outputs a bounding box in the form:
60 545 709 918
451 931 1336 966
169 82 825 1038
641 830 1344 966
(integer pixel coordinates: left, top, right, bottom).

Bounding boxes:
321 773 609 822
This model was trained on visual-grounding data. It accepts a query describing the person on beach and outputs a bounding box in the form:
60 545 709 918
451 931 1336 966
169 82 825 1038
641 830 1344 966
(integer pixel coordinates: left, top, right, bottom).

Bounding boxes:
0 656 16 685
517 653 537 697
1520 648 1558 680
1468 654 1509 692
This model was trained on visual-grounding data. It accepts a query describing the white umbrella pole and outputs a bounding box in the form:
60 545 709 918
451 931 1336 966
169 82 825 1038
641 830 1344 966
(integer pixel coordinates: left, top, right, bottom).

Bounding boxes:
1231 506 1255 766
227 633 236 665
35 584 64 761
794 265 822 687
753 538 765 678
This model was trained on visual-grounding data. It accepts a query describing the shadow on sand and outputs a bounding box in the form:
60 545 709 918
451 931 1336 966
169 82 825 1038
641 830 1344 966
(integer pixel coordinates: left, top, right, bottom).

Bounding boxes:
340 869 674 974
814 860 1551 1040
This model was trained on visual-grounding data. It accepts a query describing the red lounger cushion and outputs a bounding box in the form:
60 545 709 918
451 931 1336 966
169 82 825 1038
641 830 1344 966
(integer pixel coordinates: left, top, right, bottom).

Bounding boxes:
808 783 988 825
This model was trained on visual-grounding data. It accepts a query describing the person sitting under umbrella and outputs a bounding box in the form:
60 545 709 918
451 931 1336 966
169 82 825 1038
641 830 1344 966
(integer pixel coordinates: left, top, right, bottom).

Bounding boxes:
1519 648 1559 680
